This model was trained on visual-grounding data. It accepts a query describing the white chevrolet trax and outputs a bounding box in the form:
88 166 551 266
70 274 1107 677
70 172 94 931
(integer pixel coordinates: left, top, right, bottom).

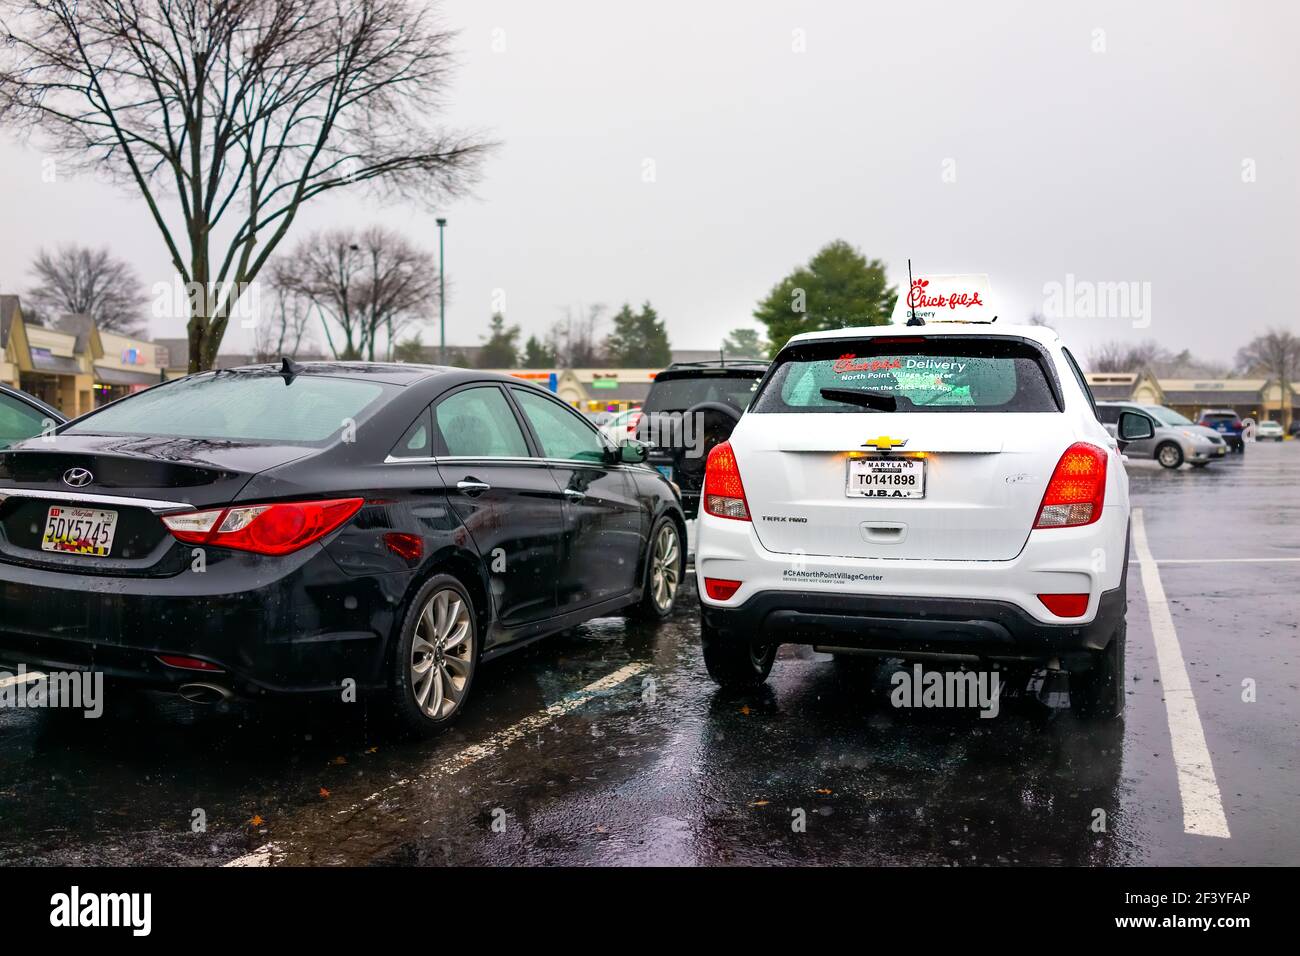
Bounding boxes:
694 324 1154 718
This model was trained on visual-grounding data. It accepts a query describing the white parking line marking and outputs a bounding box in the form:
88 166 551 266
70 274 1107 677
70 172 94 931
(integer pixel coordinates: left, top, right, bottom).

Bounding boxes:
0 671 44 689
223 660 649 867
1146 557 1300 565
1132 509 1231 839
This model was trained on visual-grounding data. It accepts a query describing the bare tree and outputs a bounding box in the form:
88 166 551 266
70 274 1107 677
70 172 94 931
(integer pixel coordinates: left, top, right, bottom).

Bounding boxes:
0 0 490 371
251 284 313 361
1085 339 1167 373
26 244 145 333
272 226 436 360
1237 329 1300 425
548 304 606 368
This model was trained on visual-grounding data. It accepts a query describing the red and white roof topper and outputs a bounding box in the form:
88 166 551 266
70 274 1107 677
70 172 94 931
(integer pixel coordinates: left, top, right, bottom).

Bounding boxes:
890 273 996 325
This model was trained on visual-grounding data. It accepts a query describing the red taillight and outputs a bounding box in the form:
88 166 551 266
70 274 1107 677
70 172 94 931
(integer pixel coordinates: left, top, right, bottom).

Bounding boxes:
703 440 750 521
703 578 742 601
1033 443 1107 529
157 654 222 671
162 498 363 556
1038 593 1090 618
628 411 642 435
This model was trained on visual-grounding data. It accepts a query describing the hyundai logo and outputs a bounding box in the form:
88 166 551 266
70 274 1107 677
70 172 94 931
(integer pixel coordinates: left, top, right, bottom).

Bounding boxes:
62 468 94 488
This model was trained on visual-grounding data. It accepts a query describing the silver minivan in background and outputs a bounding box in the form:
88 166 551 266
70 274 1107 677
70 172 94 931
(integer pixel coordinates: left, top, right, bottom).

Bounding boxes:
1096 402 1227 469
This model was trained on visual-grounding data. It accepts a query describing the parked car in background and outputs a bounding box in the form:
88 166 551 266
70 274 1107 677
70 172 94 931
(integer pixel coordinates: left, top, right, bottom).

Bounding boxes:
0 383 65 449
598 407 641 443
0 363 685 735
1197 408 1245 452
640 360 767 529
695 324 1151 718
1098 402 1226 468
1256 420 1284 441
1289 420 1300 438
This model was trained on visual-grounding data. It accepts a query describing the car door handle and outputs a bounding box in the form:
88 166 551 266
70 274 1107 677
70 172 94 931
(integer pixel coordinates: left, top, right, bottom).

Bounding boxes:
563 488 586 502
457 479 491 495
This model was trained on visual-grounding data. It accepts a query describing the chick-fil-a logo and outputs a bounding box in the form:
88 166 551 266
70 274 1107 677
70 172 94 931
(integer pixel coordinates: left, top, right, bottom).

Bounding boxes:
832 355 902 374
907 278 984 310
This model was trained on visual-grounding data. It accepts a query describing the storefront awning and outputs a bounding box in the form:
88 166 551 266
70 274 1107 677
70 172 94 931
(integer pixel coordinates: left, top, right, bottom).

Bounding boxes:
30 353 81 374
94 365 160 386
1162 391 1261 406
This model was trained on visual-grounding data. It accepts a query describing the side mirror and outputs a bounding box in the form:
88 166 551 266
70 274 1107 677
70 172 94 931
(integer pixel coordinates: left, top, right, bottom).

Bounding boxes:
618 439 649 464
1118 411 1154 442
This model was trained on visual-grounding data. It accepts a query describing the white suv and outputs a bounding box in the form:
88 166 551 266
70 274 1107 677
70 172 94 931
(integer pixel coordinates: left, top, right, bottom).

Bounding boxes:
694 324 1154 718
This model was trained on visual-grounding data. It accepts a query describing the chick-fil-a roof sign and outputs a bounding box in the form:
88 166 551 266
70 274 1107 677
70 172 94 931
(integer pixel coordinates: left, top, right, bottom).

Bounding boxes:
891 273 995 325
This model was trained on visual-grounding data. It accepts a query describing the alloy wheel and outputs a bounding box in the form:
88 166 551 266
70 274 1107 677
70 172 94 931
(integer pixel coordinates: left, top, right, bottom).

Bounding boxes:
410 588 474 720
650 523 681 612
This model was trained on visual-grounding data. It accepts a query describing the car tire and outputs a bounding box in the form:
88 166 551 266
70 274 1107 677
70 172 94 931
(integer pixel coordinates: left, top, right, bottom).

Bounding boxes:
701 616 776 689
1071 621 1125 719
1156 442 1184 469
630 517 684 621
389 574 479 737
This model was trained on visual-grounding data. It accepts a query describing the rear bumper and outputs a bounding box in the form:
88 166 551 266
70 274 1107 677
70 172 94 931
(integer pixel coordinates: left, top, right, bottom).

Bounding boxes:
1188 444 1227 461
701 587 1125 662
0 547 409 695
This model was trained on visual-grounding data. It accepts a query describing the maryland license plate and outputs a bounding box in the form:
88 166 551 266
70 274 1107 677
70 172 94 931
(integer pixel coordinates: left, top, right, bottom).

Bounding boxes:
41 505 118 557
846 457 926 499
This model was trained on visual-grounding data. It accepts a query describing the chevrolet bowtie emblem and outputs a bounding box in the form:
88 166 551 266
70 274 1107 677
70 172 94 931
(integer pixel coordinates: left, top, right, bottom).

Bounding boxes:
862 435 907 451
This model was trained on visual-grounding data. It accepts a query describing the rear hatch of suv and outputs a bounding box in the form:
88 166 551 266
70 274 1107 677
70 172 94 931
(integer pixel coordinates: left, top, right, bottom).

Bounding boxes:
735 334 1071 561
642 365 765 510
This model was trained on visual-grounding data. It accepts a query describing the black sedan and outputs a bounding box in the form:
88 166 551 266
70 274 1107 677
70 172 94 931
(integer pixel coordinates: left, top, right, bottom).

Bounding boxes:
0 362 686 734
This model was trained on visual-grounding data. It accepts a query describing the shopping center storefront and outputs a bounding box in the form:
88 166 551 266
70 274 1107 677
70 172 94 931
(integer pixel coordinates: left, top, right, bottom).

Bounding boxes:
1 296 162 417
1086 371 1295 426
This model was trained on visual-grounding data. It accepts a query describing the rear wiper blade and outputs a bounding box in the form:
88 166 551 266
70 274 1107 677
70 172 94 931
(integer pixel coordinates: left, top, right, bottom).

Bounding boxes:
819 388 898 412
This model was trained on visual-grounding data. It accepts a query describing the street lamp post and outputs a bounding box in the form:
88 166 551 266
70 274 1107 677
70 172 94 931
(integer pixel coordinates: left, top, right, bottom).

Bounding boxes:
436 218 447 364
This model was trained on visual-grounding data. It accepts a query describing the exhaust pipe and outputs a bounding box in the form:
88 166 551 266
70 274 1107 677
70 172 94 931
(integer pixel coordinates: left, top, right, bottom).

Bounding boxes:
178 683 235 705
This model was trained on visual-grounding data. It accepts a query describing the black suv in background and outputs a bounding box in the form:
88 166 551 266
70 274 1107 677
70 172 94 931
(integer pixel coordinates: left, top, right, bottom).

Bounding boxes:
640 360 767 523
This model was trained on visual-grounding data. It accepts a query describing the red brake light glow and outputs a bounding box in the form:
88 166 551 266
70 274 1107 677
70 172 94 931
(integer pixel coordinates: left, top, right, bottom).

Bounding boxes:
703 578 742 601
1038 593 1090 618
157 654 222 671
1034 443 1107 528
384 532 424 561
703 440 750 521
162 498 364 556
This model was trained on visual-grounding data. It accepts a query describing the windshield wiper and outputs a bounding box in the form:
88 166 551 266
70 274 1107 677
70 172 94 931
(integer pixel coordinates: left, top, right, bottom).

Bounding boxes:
819 388 899 412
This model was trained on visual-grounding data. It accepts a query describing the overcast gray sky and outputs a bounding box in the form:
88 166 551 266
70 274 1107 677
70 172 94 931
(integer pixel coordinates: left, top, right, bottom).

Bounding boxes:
1 0 1296 361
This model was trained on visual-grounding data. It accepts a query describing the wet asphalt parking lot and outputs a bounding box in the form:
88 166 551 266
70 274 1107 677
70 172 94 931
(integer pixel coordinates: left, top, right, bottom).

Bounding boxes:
0 443 1295 866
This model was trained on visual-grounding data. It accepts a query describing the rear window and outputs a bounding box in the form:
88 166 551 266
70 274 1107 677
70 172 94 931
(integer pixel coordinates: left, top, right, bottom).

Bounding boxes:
64 372 388 444
643 373 760 413
750 337 1061 414
1145 406 1193 426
